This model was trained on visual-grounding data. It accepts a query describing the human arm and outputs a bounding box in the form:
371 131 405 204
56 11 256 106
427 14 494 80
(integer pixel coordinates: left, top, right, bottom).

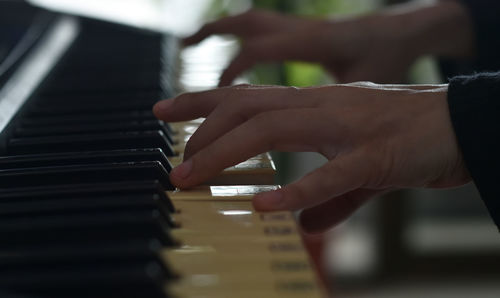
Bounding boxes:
153 83 471 233
184 1 474 85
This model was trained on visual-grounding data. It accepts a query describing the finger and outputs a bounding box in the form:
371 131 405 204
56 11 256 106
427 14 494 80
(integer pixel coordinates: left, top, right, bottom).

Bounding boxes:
299 189 387 234
183 11 259 46
153 86 248 122
170 108 328 188
253 155 369 211
183 86 314 159
218 50 255 87
218 33 320 86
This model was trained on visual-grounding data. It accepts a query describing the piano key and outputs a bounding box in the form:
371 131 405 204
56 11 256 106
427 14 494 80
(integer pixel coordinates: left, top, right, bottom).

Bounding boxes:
0 193 172 219
2 238 167 261
20 110 156 126
0 292 43 298
168 184 280 201
168 154 276 185
14 120 175 144
27 99 159 115
40 71 163 93
7 130 175 156
54 57 163 77
0 161 173 189
0 242 162 264
36 90 163 104
1 258 170 298
1 237 163 255
0 148 173 171
0 209 176 247
0 180 175 212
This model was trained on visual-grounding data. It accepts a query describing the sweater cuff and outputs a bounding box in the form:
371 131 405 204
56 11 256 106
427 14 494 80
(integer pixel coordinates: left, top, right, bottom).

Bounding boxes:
447 72 500 228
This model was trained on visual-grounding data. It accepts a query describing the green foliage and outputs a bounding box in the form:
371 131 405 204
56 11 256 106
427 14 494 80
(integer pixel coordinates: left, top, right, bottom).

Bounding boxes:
284 61 328 87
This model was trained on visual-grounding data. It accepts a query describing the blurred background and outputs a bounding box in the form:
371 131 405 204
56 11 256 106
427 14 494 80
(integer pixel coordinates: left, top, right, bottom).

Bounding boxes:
27 0 500 297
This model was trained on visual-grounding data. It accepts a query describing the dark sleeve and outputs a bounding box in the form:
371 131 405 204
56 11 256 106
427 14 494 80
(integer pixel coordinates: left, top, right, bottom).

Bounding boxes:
440 1 500 78
447 71 500 228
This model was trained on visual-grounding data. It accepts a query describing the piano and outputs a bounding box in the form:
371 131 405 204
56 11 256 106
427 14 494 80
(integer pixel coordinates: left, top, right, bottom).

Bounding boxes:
0 2 323 297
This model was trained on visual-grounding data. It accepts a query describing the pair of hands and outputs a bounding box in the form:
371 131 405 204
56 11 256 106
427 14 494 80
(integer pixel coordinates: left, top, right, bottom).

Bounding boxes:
154 3 474 233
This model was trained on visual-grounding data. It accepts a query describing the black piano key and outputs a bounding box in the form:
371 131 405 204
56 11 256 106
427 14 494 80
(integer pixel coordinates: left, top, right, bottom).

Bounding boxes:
37 90 163 104
55 48 162 68
28 99 158 115
1 258 169 298
54 57 163 76
0 291 40 298
3 237 167 256
20 111 157 127
0 244 172 275
21 110 155 125
0 180 175 212
0 194 175 226
14 120 176 144
39 71 163 94
0 209 176 247
0 161 173 189
2 236 164 255
7 130 176 156
0 148 173 171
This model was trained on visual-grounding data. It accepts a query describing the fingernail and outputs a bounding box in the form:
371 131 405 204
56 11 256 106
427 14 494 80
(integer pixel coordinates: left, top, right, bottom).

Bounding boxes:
172 159 193 180
156 99 174 112
255 191 284 207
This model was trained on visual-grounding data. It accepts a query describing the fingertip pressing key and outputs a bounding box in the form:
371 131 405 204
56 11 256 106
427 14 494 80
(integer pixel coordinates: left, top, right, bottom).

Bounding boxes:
253 190 284 211
153 99 175 119
170 159 193 185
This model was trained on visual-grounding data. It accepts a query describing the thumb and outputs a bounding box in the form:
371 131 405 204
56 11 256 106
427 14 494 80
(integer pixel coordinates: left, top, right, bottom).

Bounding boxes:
253 156 367 211
299 188 389 234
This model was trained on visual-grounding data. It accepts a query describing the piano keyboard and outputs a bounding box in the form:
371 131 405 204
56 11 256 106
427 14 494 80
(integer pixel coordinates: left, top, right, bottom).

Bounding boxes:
0 3 323 298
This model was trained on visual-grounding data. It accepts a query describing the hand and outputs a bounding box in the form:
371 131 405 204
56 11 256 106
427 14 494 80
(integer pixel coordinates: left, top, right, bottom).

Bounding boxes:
184 9 412 85
153 83 471 233
183 2 474 86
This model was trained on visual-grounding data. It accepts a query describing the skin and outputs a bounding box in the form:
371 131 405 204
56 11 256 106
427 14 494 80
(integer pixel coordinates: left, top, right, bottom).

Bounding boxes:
154 83 470 233
184 1 474 86
154 1 476 233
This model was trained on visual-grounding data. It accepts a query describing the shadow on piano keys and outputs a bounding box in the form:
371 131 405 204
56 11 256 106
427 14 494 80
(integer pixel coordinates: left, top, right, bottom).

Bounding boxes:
0 3 324 297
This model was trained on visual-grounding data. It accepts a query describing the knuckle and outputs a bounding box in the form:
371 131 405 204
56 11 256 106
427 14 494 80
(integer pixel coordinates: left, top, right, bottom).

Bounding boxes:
247 43 260 56
200 22 215 33
174 91 193 103
183 138 197 158
240 9 258 23
218 98 248 122
240 43 259 58
249 112 276 150
317 165 340 192
283 184 308 210
233 83 255 89
251 111 273 129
